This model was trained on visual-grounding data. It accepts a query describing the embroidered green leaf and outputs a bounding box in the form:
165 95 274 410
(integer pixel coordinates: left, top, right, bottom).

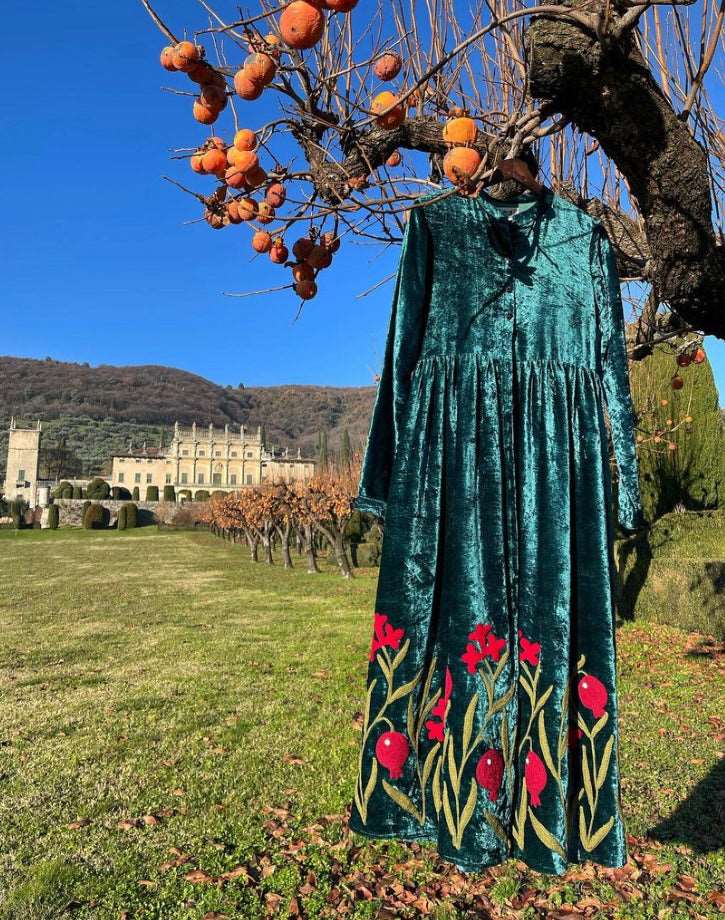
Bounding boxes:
491 647 510 683
558 684 570 762
595 735 615 790
484 809 510 847
519 674 535 705
390 668 423 704
583 816 615 852
528 806 566 859
489 681 516 719
406 691 416 743
421 741 440 791
376 652 392 687
390 638 411 672
512 781 528 849
462 691 479 756
382 779 421 821
479 667 494 709
417 690 440 738
441 781 456 842
432 750 443 816
501 715 510 768
530 682 554 721
538 709 558 782
447 732 460 798
364 756 378 806
578 804 590 850
577 712 592 739
458 777 478 843
581 746 595 811
591 711 609 739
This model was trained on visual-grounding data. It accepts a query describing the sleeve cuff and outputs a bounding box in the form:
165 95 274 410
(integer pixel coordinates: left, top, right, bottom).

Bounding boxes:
352 495 387 519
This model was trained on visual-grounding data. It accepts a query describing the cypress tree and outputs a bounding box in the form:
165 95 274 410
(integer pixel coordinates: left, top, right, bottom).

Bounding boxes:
630 327 725 518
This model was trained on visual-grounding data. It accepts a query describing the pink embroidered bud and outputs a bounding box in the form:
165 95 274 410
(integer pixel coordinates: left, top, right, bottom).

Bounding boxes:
475 748 504 802
578 673 608 719
524 750 547 806
375 731 410 779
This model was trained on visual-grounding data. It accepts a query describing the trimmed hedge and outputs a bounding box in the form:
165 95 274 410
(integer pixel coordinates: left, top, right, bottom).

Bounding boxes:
86 477 110 500
211 490 226 500
146 485 159 502
163 485 176 502
125 502 138 529
10 499 26 530
72 485 83 499
53 481 73 499
83 502 107 529
132 487 140 501
47 504 60 529
194 490 210 502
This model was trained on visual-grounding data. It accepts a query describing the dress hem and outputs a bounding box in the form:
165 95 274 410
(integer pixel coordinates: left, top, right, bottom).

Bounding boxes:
349 822 628 877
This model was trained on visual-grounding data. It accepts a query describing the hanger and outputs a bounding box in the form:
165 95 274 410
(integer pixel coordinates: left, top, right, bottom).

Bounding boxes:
481 156 545 198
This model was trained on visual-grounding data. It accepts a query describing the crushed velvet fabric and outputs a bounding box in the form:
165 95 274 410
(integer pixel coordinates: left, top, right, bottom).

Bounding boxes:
349 186 646 875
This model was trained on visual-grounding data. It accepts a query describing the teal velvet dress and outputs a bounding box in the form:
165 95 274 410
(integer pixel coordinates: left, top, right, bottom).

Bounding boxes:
349 185 646 875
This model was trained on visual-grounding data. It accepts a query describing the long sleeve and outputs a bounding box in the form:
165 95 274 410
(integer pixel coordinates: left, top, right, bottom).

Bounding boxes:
353 203 432 518
592 221 646 533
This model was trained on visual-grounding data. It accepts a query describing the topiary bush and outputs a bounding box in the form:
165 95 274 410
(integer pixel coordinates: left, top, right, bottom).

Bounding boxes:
86 477 110 500
195 490 210 502
47 504 60 529
83 502 108 529
72 485 83 499
10 499 26 530
146 485 159 502
53 481 72 499
117 504 127 530
124 502 138 529
163 485 176 502
211 490 226 500
132 486 140 501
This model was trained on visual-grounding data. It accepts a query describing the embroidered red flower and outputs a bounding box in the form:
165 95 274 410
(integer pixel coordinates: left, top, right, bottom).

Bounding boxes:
425 666 453 742
475 748 505 802
524 750 547 806
461 623 507 673
518 628 541 667
578 673 608 719
369 611 405 661
375 730 410 779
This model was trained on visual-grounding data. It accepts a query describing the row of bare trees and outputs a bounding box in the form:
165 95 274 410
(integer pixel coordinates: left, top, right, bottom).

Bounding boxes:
202 450 371 578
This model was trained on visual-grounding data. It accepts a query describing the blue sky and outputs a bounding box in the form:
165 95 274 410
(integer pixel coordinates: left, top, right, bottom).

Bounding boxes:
2 1 723 402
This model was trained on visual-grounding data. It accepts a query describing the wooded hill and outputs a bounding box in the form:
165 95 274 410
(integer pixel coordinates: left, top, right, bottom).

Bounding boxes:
0 356 376 478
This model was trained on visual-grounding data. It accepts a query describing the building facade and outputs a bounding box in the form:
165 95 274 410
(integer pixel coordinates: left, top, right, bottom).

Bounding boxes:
111 421 315 497
2 419 44 506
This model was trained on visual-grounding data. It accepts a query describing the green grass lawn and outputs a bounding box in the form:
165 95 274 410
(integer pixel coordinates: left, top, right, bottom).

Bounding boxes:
0 527 722 919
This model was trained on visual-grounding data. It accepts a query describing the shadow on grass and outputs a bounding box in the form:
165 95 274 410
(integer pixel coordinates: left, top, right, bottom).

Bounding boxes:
647 757 725 854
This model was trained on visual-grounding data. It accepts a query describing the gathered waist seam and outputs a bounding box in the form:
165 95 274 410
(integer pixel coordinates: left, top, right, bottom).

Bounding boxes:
413 354 600 375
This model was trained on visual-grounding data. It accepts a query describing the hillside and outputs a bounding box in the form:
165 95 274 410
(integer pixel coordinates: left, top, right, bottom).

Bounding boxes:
0 356 376 477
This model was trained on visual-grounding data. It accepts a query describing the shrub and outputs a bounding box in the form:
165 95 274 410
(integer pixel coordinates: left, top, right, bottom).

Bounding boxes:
82 500 91 520
47 504 60 529
83 502 108 529
211 490 226 500
86 477 110 500
53 480 72 499
72 485 83 499
146 485 159 502
124 502 138 529
195 490 210 502
117 504 127 530
356 541 381 567
178 490 192 502
163 485 176 502
10 498 26 529
132 486 140 501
